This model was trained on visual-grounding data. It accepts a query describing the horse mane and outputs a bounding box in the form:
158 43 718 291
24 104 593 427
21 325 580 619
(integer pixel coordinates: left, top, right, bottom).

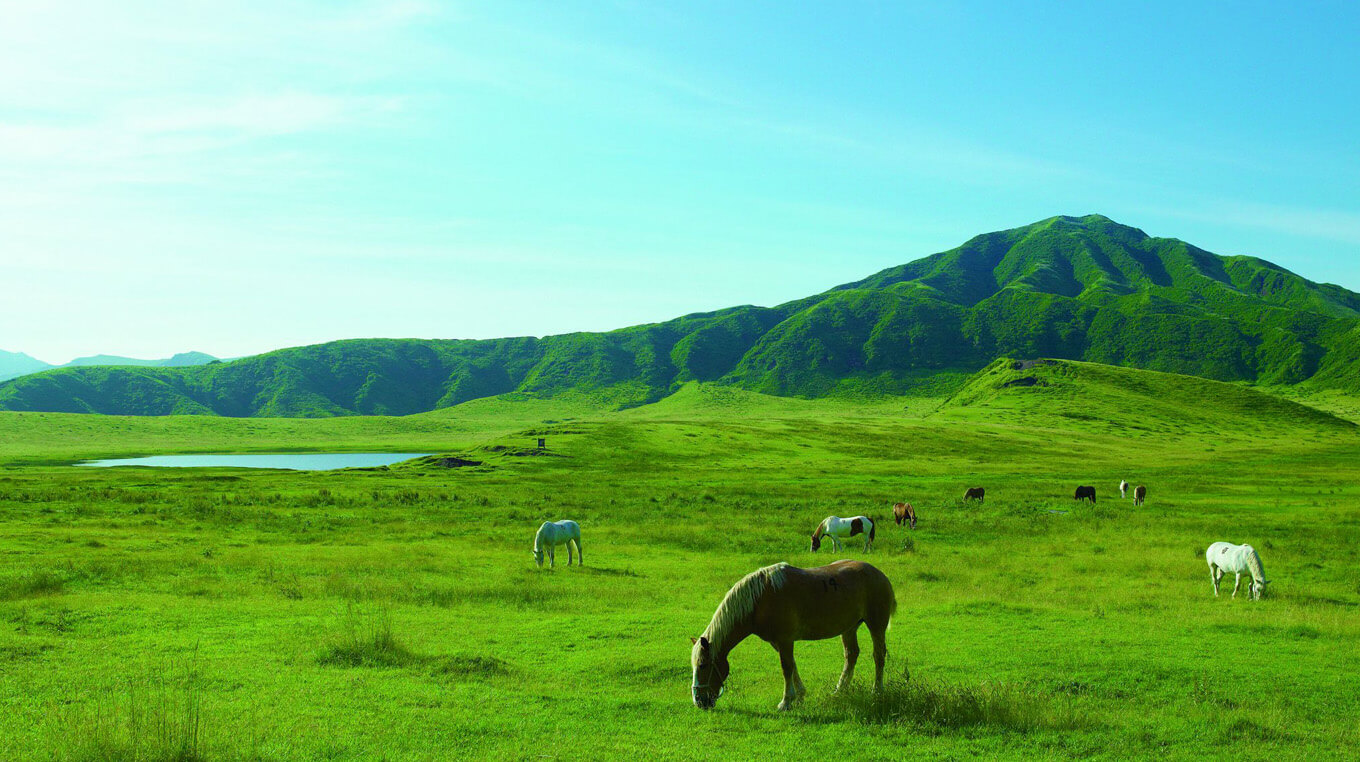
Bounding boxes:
1244 546 1266 581
811 518 826 538
533 522 550 553
705 563 790 650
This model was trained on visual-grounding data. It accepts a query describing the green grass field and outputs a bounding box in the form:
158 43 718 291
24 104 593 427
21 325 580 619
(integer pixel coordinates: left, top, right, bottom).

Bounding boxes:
3 362 1359 760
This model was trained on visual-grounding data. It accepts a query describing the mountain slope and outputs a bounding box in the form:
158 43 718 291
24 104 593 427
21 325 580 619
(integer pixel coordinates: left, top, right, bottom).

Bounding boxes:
2 214 1359 416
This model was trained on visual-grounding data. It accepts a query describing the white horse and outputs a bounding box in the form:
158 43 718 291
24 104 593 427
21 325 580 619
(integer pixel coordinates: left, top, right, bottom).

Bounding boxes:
811 516 876 552
1119 480 1129 499
1205 542 1269 600
533 520 582 568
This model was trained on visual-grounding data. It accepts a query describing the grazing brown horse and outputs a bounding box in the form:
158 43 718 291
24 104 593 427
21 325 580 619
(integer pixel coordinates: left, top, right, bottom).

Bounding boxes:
690 560 896 711
964 487 985 502
1074 485 1096 504
892 502 917 529
1133 485 1147 506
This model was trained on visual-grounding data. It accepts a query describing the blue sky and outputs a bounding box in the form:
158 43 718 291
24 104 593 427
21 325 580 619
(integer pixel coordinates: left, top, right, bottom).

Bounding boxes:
3 1 1358 363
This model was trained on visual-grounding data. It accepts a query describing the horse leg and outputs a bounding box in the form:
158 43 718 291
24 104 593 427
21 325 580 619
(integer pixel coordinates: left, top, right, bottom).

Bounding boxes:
575 538 583 565
1232 573 1242 599
869 625 888 692
1210 566 1220 597
776 642 800 711
549 546 556 568
836 630 860 692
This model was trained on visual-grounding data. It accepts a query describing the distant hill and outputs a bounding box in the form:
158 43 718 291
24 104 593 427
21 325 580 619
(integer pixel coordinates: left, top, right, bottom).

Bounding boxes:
0 350 218 383
62 351 218 369
2 214 1359 417
0 351 52 383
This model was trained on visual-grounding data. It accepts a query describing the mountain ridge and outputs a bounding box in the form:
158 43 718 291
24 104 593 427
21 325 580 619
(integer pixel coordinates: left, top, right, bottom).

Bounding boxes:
0 350 219 383
3 215 1359 416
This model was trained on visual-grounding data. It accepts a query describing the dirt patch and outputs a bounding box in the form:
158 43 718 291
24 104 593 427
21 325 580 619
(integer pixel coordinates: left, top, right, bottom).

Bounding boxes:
481 445 562 457
435 457 483 468
1002 376 1044 388
1010 359 1057 371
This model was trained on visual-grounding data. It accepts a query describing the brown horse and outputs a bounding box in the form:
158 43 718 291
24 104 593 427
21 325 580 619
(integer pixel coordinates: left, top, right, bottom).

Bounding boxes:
690 560 896 711
892 502 917 529
1133 485 1146 506
1074 485 1096 504
964 486 985 502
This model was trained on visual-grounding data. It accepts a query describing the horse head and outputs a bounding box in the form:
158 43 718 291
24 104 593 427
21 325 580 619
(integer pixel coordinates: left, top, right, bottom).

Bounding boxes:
690 636 728 709
1254 579 1271 600
810 533 822 552
533 549 544 567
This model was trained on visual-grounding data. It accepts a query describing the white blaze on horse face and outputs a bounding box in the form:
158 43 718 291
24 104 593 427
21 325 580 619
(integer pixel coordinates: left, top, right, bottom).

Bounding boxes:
690 637 724 709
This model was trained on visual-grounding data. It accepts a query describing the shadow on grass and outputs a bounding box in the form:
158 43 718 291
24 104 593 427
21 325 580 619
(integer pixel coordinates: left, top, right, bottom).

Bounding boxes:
797 671 1090 733
317 606 512 678
0 568 65 601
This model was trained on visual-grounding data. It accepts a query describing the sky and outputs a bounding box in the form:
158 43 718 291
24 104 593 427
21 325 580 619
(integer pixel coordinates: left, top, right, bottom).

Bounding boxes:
3 1 1359 364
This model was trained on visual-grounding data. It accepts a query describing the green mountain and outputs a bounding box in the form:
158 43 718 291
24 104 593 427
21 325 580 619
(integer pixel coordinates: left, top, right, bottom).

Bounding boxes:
3 214 1359 417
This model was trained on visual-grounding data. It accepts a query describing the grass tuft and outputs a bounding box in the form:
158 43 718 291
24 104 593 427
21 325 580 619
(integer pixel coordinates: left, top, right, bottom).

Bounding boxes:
56 659 205 762
317 608 421 668
803 670 1088 733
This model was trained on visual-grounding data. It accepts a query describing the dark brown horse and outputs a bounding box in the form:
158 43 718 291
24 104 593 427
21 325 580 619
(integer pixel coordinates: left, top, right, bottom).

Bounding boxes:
1133 485 1146 506
964 487 985 502
1074 485 1096 503
892 502 917 529
690 561 896 711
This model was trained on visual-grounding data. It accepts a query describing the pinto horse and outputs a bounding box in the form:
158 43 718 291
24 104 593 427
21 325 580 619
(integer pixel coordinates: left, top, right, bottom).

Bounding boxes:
964 487 985 502
811 515 876 552
532 520 582 568
1133 485 1146 506
892 502 917 529
1074 486 1096 504
1119 480 1129 499
690 561 896 711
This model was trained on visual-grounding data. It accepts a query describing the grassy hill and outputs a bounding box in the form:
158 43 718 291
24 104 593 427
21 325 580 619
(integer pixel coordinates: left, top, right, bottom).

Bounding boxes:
937 357 1354 436
4 214 1359 416
2 358 1360 758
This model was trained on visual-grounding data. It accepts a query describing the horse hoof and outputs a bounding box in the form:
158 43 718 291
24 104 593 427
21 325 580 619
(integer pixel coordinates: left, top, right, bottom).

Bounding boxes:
777 701 792 711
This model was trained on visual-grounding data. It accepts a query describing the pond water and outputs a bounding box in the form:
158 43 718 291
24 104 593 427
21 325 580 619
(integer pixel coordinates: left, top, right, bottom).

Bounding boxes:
75 453 432 471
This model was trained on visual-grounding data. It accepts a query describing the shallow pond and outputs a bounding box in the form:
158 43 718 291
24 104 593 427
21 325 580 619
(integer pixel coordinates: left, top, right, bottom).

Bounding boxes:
75 453 432 470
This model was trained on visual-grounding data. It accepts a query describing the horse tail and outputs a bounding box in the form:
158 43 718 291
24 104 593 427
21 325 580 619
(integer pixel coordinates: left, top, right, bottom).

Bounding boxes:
870 518 877 542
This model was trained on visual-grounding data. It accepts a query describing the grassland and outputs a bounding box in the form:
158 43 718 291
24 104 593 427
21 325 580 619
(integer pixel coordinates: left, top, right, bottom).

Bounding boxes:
2 362 1359 760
